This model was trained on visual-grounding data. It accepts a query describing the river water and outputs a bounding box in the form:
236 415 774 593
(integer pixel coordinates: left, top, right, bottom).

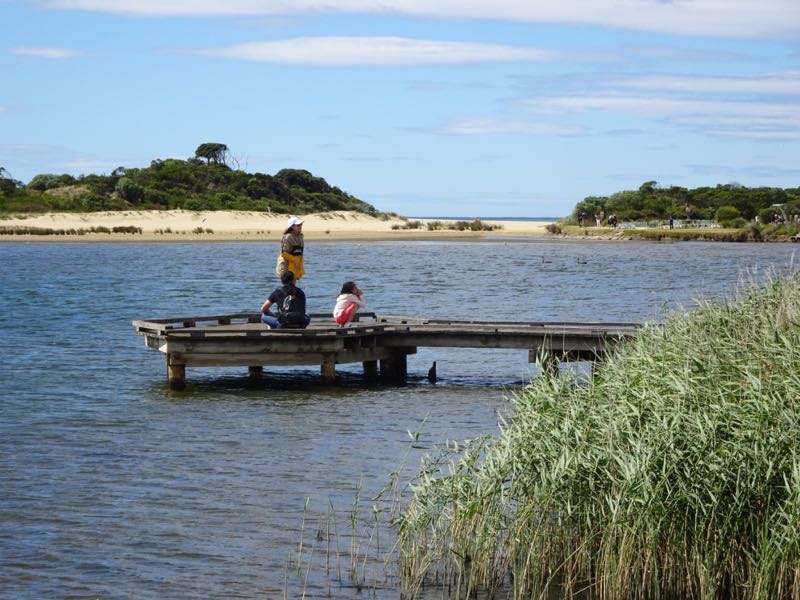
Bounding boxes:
1 239 797 599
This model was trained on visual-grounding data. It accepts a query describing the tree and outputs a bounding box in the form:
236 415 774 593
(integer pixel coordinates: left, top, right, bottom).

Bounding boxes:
715 205 742 227
0 167 22 197
29 173 76 191
194 143 230 166
275 168 331 193
638 180 658 196
115 177 144 204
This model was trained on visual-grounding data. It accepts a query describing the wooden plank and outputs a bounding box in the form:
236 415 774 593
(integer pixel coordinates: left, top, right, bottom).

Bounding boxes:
378 331 622 351
137 322 389 339
158 337 353 354
376 315 641 330
180 346 408 367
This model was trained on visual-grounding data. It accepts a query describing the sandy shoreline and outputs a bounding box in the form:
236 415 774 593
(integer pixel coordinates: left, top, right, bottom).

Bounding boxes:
0 210 554 242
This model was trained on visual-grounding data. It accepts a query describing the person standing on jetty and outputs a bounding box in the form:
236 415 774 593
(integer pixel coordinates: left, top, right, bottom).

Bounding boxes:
276 216 305 281
333 281 366 327
261 270 310 329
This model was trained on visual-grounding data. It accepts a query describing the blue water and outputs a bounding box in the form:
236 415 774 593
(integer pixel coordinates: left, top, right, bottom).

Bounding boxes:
1 239 797 599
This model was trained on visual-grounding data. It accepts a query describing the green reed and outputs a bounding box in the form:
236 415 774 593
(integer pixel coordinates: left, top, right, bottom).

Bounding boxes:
397 274 800 599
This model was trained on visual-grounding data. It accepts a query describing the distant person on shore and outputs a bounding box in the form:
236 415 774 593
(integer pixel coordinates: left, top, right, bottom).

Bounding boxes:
333 281 366 327
669 215 674 229
261 270 310 329
276 216 305 281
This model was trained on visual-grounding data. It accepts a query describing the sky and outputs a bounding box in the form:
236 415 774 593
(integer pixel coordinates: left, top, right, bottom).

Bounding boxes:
1 1 799 217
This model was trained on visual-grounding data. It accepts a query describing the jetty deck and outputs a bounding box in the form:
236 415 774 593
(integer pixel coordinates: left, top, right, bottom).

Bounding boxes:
133 312 641 389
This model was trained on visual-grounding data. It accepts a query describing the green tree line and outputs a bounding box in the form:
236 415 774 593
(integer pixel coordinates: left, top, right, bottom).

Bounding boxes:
572 181 800 227
0 144 377 215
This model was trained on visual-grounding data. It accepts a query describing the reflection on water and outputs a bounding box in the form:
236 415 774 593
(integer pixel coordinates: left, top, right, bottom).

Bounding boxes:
0 240 796 598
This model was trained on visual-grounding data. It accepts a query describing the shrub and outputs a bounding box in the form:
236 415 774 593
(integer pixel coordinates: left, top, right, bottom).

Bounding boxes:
111 226 142 234
715 205 742 227
398 275 800 600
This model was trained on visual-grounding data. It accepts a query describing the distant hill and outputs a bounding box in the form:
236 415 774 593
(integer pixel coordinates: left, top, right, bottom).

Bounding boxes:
0 147 377 215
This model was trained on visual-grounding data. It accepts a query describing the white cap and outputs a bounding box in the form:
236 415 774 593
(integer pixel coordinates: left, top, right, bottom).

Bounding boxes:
287 216 304 227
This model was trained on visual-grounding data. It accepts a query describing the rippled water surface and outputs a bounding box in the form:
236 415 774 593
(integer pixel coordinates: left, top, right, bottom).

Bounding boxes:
1 239 797 598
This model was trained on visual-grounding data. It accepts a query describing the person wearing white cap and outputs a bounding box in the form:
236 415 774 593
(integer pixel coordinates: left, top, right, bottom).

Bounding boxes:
275 216 305 280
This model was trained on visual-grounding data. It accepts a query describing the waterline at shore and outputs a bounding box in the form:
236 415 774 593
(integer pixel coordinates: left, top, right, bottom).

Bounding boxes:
0 210 554 242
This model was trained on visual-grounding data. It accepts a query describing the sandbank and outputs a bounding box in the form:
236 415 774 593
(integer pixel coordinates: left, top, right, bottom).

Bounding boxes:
0 210 554 243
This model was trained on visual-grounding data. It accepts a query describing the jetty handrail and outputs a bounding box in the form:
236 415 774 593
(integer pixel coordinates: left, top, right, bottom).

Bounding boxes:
376 314 643 330
132 311 380 337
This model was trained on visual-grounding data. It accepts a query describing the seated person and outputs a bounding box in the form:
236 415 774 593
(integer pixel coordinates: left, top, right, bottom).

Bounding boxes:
261 270 311 329
333 281 366 326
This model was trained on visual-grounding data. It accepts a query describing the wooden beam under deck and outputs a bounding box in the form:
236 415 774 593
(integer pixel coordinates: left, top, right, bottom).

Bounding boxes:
134 312 641 389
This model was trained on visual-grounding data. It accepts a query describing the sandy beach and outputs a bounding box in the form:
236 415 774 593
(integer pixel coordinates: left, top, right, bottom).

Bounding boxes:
0 210 554 242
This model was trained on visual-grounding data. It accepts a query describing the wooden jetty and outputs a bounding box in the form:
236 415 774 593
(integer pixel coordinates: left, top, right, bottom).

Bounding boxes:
133 312 641 390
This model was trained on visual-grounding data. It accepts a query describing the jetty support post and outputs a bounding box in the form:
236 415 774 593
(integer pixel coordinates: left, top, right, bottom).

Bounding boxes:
321 353 337 384
167 353 186 391
248 366 263 381
362 360 378 380
380 350 409 384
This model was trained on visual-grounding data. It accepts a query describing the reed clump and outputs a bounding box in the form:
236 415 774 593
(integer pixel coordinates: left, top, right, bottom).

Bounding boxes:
397 274 800 599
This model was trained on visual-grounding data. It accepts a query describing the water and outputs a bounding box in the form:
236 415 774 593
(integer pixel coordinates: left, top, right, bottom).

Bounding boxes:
1 239 797 599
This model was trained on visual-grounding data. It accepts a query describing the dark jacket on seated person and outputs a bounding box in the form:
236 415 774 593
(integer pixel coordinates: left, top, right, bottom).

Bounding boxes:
260 271 311 329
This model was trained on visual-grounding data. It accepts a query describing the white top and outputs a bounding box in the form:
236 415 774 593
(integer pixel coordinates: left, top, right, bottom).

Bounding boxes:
333 293 366 318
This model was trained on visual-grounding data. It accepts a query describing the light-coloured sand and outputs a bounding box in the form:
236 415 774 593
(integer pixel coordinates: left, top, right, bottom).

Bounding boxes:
0 210 554 242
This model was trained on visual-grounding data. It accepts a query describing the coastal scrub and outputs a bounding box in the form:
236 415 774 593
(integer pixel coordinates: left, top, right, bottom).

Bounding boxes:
397 274 800 599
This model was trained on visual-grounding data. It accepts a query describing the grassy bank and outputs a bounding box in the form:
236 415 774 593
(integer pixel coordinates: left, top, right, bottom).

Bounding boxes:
558 223 800 242
397 275 800 599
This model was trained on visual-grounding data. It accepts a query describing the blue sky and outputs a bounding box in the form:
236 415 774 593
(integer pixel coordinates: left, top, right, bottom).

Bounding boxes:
1 0 799 217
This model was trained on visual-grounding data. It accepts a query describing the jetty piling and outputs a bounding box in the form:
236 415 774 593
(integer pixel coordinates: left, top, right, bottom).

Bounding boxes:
132 312 640 390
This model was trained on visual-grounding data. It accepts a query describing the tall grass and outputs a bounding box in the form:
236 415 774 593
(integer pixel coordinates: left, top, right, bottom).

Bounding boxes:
397 274 800 599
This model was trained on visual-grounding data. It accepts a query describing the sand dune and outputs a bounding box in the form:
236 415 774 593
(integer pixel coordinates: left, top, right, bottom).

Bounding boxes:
0 210 553 242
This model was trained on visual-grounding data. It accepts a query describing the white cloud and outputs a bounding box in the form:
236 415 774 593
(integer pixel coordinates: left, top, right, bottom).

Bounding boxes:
440 118 582 135
11 46 86 59
196 37 559 65
615 72 800 95
707 129 800 140
42 0 800 39
524 94 800 139
527 95 800 122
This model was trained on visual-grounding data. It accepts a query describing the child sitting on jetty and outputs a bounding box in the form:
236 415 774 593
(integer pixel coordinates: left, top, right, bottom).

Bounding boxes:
333 281 366 327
